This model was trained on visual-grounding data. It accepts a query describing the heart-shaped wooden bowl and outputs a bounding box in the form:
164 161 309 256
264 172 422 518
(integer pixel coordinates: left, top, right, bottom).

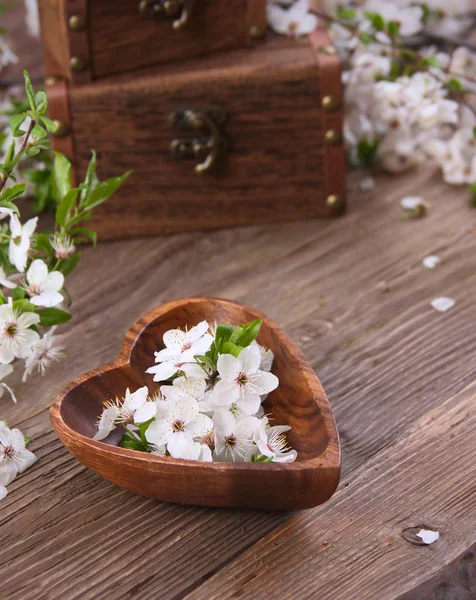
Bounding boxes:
51 298 341 510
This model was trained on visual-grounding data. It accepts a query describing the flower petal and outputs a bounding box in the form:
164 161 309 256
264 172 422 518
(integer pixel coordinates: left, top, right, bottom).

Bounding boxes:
167 431 194 459
0 459 18 486
251 370 279 395
217 352 240 380
30 291 64 307
213 407 236 435
237 389 261 415
146 361 178 382
134 402 157 424
0 485 6 501
186 320 209 343
145 419 171 446
27 259 48 287
212 380 238 406
239 345 261 374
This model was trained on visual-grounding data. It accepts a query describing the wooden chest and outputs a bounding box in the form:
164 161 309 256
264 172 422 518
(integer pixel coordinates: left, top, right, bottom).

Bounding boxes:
45 31 345 240
40 0 267 83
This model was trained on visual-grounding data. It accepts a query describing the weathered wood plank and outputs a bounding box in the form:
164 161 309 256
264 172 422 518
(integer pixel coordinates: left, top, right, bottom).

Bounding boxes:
183 380 476 600
0 169 474 599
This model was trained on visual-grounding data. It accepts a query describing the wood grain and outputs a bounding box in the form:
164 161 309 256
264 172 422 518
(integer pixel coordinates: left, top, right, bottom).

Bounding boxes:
51 298 340 510
0 168 475 599
61 36 340 239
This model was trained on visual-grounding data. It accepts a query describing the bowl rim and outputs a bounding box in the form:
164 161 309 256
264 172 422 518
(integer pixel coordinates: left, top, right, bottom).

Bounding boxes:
50 297 341 474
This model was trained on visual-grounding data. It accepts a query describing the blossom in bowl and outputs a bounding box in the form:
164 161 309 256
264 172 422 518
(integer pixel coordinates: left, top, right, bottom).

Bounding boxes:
212 344 278 415
213 408 260 462
267 0 317 37
253 416 297 463
145 396 209 459
22 327 65 381
146 320 213 382
94 386 152 441
25 259 64 307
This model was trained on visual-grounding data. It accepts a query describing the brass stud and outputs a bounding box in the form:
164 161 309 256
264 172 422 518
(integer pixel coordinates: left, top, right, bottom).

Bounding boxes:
325 129 342 144
44 75 60 86
321 95 341 112
51 120 71 139
320 45 336 56
69 14 86 31
326 194 345 214
164 0 180 16
70 56 87 73
138 0 150 15
250 24 266 40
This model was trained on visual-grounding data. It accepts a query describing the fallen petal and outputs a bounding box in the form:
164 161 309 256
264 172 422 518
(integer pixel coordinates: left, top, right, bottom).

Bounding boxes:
0 485 6 501
423 255 440 269
400 196 424 210
416 529 440 544
431 297 455 313
359 176 376 191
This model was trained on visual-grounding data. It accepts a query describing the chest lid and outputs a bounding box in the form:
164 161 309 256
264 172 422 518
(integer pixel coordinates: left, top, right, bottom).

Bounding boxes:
39 0 267 84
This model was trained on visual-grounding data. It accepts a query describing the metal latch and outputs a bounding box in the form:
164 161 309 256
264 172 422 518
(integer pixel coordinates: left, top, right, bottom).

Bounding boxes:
138 0 197 31
169 106 227 175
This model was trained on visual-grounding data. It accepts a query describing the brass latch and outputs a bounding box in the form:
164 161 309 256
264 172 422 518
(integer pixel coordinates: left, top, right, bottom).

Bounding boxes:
169 106 227 175
138 0 196 31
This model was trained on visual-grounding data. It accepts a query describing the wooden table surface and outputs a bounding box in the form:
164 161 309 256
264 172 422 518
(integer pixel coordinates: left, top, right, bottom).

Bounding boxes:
1 8 476 600
0 167 474 600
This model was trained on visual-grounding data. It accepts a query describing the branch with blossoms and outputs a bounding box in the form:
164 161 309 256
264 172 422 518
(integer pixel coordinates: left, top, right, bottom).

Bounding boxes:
267 0 476 211
94 320 298 464
0 71 130 402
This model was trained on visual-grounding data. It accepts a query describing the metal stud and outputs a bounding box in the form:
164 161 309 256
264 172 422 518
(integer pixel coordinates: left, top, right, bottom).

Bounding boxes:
321 95 341 112
44 75 60 87
320 45 336 56
51 120 71 139
70 56 87 73
249 24 266 40
69 14 86 31
164 0 180 16
325 129 342 144
326 194 345 214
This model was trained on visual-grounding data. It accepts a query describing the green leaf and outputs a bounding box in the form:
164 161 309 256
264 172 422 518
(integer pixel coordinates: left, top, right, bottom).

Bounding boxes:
336 8 357 20
80 150 99 208
84 171 132 210
70 226 97 246
34 90 48 115
119 433 148 452
446 78 464 93
52 152 72 201
2 183 26 201
13 299 36 314
358 33 372 45
0 294 7 305
364 11 385 31
40 116 57 133
37 307 72 327
31 123 47 140
221 341 243 357
26 146 41 157
23 70 37 114
357 138 380 167
57 253 81 276
0 200 19 214
423 56 441 68
9 113 27 137
12 288 25 301
33 233 53 256
56 188 78 227
138 419 154 444
387 20 400 37
237 319 262 348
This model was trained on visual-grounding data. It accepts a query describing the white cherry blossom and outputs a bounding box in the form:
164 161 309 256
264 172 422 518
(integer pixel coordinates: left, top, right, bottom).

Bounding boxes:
25 259 64 307
94 386 152 441
212 345 278 415
0 302 40 364
213 409 259 462
0 485 6 501
0 426 37 487
146 320 212 382
22 326 64 381
8 215 38 273
145 396 207 459
267 0 317 37
253 416 297 463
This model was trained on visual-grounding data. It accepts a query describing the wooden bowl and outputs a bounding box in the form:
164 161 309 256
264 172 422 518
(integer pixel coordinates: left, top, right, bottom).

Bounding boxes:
51 298 341 510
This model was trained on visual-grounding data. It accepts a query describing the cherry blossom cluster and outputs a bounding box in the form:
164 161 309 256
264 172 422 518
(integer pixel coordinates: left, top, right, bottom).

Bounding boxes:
0 420 37 501
267 0 476 204
94 320 298 463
